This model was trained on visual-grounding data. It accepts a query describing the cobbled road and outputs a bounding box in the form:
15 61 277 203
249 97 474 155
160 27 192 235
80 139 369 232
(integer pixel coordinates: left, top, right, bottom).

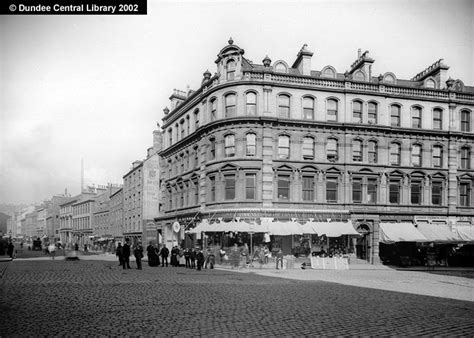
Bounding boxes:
1 259 474 336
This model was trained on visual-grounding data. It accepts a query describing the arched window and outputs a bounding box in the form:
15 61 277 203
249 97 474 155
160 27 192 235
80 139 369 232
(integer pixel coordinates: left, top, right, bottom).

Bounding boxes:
302 137 314 160
323 67 335 78
461 110 471 132
390 143 401 165
327 99 338 122
278 94 290 118
210 98 217 121
225 93 236 118
278 135 290 159
246 92 257 115
354 71 365 81
390 104 401 127
432 146 442 168
411 144 422 167
433 108 442 130
326 138 338 162
353 100 363 123
425 78 435 88
227 59 236 80
303 97 314 120
461 146 471 169
209 138 216 160
246 133 256 156
384 74 395 84
194 110 200 129
224 134 235 157
368 102 377 124
352 140 362 162
368 141 378 164
275 62 287 73
411 106 422 128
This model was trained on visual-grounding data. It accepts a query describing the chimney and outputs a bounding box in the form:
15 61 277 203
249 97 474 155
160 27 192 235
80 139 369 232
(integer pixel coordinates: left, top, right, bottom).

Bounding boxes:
291 44 313 76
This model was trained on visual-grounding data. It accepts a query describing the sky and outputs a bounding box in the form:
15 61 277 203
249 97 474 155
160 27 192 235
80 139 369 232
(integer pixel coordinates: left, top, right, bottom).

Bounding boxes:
1 0 473 205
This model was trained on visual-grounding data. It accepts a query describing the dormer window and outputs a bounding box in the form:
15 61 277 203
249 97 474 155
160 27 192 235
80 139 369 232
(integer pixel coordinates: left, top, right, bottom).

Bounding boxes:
274 61 288 73
227 59 236 81
425 78 436 88
354 71 365 82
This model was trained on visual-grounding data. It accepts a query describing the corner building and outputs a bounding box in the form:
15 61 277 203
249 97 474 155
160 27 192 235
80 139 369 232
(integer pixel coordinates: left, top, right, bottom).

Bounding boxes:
156 39 474 264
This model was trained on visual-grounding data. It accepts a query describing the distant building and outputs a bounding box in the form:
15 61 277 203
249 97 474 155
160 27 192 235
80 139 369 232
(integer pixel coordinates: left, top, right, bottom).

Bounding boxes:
0 212 11 236
109 188 123 241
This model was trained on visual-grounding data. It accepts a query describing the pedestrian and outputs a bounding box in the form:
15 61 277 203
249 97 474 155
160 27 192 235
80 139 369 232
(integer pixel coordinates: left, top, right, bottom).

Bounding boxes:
205 247 215 269
146 241 159 267
230 243 240 269
170 246 179 267
219 247 226 264
116 242 124 266
74 243 79 251
48 242 56 260
160 244 169 267
241 243 249 266
122 239 131 269
276 248 284 270
190 248 196 269
196 249 205 271
184 248 191 268
7 240 14 259
133 242 144 270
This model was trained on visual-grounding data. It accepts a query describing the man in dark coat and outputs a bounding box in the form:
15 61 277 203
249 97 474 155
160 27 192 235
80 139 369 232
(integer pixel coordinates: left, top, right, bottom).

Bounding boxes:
122 239 131 269
196 249 205 271
190 248 197 269
146 242 160 267
160 245 169 267
116 242 124 266
133 242 144 270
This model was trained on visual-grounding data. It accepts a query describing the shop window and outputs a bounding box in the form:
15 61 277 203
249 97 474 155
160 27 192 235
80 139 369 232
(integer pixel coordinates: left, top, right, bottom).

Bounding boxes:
390 105 401 127
278 135 290 159
353 100 362 123
246 92 257 115
302 175 315 201
433 108 442 130
277 174 290 200
245 173 256 200
246 133 256 156
302 137 314 160
352 178 362 203
278 95 290 118
368 102 377 124
327 99 338 122
326 178 338 202
225 134 235 157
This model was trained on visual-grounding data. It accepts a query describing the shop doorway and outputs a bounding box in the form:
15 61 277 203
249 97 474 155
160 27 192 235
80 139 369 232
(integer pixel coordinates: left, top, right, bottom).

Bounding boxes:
356 224 370 261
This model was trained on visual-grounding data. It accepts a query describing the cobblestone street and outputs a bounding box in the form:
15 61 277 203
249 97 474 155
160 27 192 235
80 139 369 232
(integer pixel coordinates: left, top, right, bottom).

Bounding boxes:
1 258 474 336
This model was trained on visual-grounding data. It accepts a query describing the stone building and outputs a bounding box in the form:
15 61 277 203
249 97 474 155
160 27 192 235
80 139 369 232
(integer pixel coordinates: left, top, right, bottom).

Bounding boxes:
109 188 123 241
155 39 474 263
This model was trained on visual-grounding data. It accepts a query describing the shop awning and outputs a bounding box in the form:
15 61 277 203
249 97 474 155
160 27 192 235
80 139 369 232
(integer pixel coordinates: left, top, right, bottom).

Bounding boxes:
187 220 269 233
309 221 360 237
379 222 428 244
416 223 463 243
455 226 474 242
264 221 303 236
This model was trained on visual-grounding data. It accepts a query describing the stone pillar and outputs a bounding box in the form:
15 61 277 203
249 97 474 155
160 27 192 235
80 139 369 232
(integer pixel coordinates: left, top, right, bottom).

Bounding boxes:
261 125 274 207
263 86 272 115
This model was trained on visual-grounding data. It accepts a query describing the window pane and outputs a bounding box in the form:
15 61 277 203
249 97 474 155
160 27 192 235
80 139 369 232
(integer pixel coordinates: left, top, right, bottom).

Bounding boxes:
353 101 362 123
278 136 290 159
278 95 290 118
278 175 290 200
327 139 338 161
211 100 217 121
459 183 471 206
327 99 338 121
461 147 470 169
246 133 256 156
390 144 400 165
225 175 235 200
461 111 470 132
225 94 236 117
245 173 256 200
303 97 314 119
391 105 400 127
209 177 215 202
225 135 235 157
411 182 422 204
432 182 442 205
412 107 422 128
389 182 400 204
433 146 442 167
367 179 377 203
303 137 314 160
302 176 314 201
433 109 442 130
368 103 377 124
352 179 362 203
352 141 362 162
326 179 338 202
368 141 377 164
412 145 421 167
246 92 257 115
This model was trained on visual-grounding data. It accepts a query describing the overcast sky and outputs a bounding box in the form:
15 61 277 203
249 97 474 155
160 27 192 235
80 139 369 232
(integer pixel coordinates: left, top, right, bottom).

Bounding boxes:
1 0 473 205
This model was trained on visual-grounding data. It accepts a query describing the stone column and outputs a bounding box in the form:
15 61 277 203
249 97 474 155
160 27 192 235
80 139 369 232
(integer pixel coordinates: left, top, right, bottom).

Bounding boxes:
261 124 274 207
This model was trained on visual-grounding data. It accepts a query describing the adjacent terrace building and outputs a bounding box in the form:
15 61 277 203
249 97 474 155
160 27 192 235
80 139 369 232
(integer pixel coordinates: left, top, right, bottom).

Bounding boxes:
155 39 474 264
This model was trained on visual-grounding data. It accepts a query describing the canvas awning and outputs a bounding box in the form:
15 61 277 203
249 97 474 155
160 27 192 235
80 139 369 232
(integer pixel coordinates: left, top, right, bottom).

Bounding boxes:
186 220 269 233
454 226 474 242
264 221 303 236
379 222 428 244
308 221 360 237
416 223 463 243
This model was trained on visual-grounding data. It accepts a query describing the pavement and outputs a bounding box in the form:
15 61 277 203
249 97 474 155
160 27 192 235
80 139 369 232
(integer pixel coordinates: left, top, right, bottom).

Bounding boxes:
1 254 474 336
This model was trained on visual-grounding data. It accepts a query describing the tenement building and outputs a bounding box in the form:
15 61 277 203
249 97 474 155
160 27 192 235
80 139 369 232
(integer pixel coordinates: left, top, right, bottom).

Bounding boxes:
155 39 474 264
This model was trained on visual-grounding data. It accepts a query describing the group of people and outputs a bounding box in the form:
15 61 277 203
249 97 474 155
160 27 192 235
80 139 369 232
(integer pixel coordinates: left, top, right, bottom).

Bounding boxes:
115 239 144 270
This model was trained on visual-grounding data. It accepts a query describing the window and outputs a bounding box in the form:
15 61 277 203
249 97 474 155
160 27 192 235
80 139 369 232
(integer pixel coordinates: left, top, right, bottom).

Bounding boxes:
303 97 315 120
209 176 216 202
278 95 290 118
209 138 216 160
411 181 422 205
352 140 362 162
323 67 335 78
246 133 256 156
461 147 471 169
384 74 395 84
352 179 362 203
461 110 471 132
412 106 422 128
210 99 217 121
432 182 442 205
278 135 290 159
368 141 377 164
459 182 471 206
302 175 315 201
275 62 287 73
180 120 185 140
224 135 235 157
326 178 338 202
227 59 236 80
433 146 442 168
194 110 200 129
368 102 377 124
327 139 338 162
425 79 436 88
194 180 199 204
194 147 199 168
168 129 173 146
225 94 236 118
389 180 401 204
245 173 256 200
224 174 236 200
302 137 314 160
354 71 365 81
391 105 401 127
353 101 362 123
390 143 401 165
246 92 257 115
433 108 442 130
277 174 290 200
411 144 422 167
367 178 377 203
327 99 338 122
